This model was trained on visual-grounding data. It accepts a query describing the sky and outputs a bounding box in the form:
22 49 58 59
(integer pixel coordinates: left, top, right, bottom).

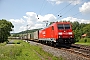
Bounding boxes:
0 0 90 33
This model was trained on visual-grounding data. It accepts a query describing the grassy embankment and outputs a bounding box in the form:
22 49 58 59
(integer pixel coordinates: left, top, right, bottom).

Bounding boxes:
0 40 63 60
75 38 90 46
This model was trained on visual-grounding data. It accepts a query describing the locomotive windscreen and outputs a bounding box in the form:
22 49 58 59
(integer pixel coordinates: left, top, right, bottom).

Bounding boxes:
58 24 70 29
64 24 70 29
58 24 64 29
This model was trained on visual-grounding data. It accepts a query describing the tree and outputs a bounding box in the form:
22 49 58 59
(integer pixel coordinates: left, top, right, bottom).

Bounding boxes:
49 22 55 25
12 34 19 37
71 21 88 41
87 32 90 38
83 24 90 38
83 24 90 33
0 19 14 42
71 21 80 30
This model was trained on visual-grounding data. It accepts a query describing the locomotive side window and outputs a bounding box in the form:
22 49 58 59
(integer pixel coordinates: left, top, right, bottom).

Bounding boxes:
58 24 64 29
52 26 54 30
64 24 70 29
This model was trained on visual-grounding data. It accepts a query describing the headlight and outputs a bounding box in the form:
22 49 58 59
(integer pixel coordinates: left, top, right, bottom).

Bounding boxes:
68 32 72 35
58 32 62 35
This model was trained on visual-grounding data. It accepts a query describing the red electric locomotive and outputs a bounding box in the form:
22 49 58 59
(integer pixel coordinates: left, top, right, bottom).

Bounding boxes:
39 22 75 45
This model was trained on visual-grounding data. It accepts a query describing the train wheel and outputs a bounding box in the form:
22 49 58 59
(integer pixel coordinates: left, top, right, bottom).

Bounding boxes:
41 40 44 44
47 41 50 46
45 41 47 45
38 40 40 43
39 40 41 43
53 42 59 47
51 42 54 47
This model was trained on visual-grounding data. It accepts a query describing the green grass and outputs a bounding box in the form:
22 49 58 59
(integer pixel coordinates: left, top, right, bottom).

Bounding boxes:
75 38 90 46
0 40 63 60
78 38 90 43
75 43 90 46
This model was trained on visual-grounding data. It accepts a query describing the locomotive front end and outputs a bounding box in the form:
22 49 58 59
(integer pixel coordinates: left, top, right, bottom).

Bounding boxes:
57 22 75 44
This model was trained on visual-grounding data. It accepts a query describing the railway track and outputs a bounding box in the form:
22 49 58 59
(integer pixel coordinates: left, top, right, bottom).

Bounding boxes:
58 44 90 59
25 40 90 59
38 41 90 59
71 44 90 51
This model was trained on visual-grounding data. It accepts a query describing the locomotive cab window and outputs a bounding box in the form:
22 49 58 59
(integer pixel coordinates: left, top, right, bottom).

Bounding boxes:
58 24 64 29
52 26 54 30
64 24 70 29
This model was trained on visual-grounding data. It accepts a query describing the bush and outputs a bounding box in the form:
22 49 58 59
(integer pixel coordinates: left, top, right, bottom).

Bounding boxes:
17 41 20 44
84 39 87 43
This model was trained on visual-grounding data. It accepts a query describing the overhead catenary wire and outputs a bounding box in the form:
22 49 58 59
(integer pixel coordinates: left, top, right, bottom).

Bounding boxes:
56 12 80 21
54 2 74 21
56 5 77 20
72 12 80 17
56 0 85 20
57 5 78 20
39 0 45 15
57 0 84 19
38 0 72 19
38 0 84 20
54 2 72 16
63 0 85 16
47 5 56 14
37 0 45 19
37 0 48 19
40 1 48 15
62 4 78 16
65 0 85 18
37 0 71 19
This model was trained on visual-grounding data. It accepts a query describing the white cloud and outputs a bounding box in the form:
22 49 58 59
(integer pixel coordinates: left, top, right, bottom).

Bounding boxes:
47 0 81 5
30 24 44 29
9 18 26 33
79 2 90 14
23 12 37 25
9 12 90 33
9 18 25 25
19 26 27 31
62 17 90 24
37 14 56 22
26 12 37 17
10 12 56 33
47 0 63 5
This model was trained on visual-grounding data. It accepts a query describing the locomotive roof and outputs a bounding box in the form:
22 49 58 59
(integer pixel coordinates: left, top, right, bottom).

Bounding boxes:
55 21 71 24
50 22 71 26
39 21 71 31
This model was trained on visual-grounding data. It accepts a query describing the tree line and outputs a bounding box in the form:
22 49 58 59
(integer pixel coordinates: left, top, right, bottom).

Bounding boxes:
71 21 90 42
4 19 89 43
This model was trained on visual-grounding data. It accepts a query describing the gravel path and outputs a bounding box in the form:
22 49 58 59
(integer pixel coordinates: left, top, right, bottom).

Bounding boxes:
27 41 90 60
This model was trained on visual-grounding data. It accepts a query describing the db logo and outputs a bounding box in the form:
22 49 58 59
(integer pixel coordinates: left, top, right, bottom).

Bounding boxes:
42 31 45 34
